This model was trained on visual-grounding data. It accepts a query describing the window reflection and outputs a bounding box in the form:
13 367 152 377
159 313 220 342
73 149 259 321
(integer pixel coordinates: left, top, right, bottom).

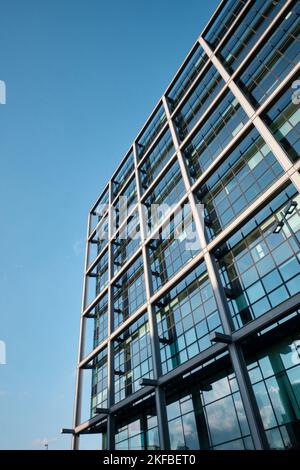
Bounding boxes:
167 367 253 450
248 333 300 449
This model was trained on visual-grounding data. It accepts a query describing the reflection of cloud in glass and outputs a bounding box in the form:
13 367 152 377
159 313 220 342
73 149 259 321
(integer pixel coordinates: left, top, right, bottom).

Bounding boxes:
169 417 185 449
205 396 241 446
182 413 199 449
202 377 230 405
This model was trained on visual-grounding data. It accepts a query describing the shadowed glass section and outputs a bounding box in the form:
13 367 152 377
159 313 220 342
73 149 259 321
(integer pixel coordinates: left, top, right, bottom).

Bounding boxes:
93 293 108 348
112 210 141 276
95 249 109 296
112 150 135 200
91 347 108 417
113 255 146 329
144 159 186 233
114 313 153 403
113 176 137 232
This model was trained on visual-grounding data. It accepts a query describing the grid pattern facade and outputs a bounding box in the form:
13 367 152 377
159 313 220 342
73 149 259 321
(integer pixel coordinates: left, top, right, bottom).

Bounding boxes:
72 0 300 451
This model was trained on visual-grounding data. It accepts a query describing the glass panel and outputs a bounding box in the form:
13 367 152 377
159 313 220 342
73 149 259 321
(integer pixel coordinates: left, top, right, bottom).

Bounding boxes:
137 103 167 159
167 45 208 110
217 185 300 330
262 81 300 164
113 256 146 328
237 2 300 107
218 0 286 73
149 204 201 290
167 365 251 450
113 176 137 232
174 64 224 141
115 409 159 450
112 210 141 275
156 262 223 374
200 126 284 240
139 128 175 192
112 150 135 200
91 348 108 417
204 0 247 50
93 293 108 347
183 89 248 177
247 333 300 449
114 313 153 403
144 160 186 233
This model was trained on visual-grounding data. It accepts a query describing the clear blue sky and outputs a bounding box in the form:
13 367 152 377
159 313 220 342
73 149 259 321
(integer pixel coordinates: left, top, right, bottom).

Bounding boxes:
0 0 220 449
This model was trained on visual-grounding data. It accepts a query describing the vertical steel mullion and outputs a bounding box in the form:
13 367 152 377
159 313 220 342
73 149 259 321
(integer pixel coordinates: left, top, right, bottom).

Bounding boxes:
134 142 171 450
107 180 115 450
199 36 300 195
72 213 92 450
163 94 269 450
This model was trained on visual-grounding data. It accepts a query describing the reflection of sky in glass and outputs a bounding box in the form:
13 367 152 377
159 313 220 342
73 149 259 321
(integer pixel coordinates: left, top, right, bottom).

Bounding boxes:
206 395 241 446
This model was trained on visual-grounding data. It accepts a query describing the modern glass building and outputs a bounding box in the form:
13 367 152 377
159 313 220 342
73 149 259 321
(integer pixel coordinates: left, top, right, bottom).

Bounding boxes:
71 0 300 450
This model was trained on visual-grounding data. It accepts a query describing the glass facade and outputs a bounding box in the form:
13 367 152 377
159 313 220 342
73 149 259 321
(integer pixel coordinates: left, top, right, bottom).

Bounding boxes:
113 255 146 329
167 44 208 110
167 366 253 450
262 80 300 164
236 1 300 107
139 128 175 191
149 204 200 290
200 126 284 239
183 89 248 177
74 0 300 451
217 185 300 329
114 313 153 403
136 104 167 159
218 0 286 73
174 63 225 140
248 332 300 450
156 262 223 374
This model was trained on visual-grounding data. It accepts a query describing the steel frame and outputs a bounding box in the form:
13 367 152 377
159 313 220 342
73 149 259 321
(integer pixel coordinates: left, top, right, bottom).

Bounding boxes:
71 0 300 450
